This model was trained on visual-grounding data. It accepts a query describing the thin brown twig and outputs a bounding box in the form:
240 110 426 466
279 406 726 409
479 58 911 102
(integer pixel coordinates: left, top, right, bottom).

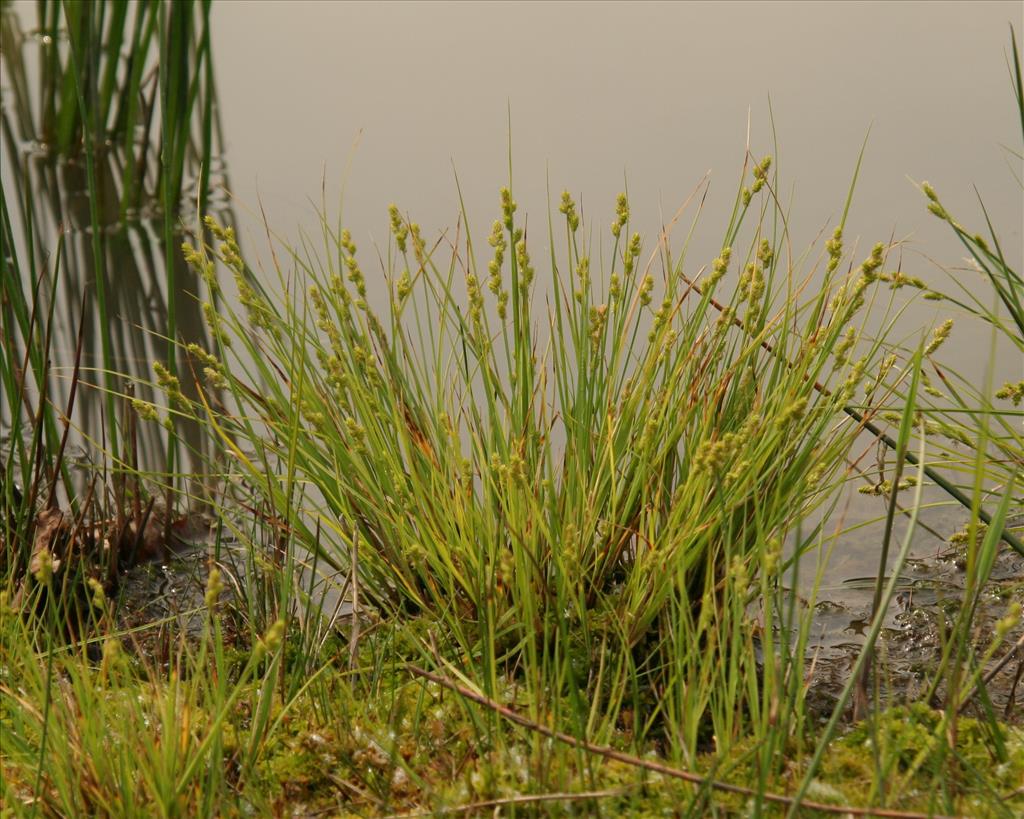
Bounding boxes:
958 630 1024 714
407 664 962 819
390 788 627 818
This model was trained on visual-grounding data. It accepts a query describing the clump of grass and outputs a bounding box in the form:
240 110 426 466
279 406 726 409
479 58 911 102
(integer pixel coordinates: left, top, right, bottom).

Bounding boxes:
177 151 903 770
0 556 290 816
6 146 1022 818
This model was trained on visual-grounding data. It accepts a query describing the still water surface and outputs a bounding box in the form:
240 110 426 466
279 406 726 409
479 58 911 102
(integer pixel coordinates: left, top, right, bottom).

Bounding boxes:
210 0 1023 591
213 1 1022 383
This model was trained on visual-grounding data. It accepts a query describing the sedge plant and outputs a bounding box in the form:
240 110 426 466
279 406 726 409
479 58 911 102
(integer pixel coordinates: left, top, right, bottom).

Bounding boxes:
174 150 904 779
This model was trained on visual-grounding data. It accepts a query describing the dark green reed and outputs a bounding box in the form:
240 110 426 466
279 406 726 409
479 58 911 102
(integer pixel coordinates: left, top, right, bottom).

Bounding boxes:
1 0 223 497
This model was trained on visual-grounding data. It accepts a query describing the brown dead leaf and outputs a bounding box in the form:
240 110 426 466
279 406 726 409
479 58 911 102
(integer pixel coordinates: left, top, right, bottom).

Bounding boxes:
28 507 70 578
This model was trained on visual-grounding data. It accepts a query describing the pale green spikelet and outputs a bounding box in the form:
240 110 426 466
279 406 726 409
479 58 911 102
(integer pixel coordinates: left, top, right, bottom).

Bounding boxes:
826 227 843 274
694 432 741 476
715 306 734 335
638 274 654 306
388 203 409 253
100 637 122 678
575 256 590 302
396 268 412 302
837 357 867 403
339 229 367 298
202 367 226 389
500 187 517 230
738 263 755 302
925 318 953 355
409 222 426 266
132 399 159 422
859 475 918 496
253 618 286 660
995 380 1024 406
806 459 828 488
921 372 944 398
515 237 535 291
776 396 808 428
706 247 731 288
235 272 274 330
153 361 188 409
834 326 856 367
202 301 231 347
860 243 885 281
623 232 642 277
750 155 772 193
559 190 580 232
87 577 106 611
33 547 56 584
609 273 622 304
589 304 608 350
205 567 224 611
182 240 218 292
611 192 629 238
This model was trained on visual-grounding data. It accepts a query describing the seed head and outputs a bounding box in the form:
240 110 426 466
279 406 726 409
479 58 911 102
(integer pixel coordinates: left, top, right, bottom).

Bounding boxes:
706 247 731 288
515 238 535 291
611 193 629 238
87 577 106 610
559 191 580 232
205 567 225 610
825 227 843 274
776 397 808 428
924 318 953 356
500 187 517 230
995 380 1024 406
834 325 856 367
860 243 885 281
133 399 159 422
388 204 409 253
254 618 286 660
396 269 412 301
153 361 188 409
33 548 55 584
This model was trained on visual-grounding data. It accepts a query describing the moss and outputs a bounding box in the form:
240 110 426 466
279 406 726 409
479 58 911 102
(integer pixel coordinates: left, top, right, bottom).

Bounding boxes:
816 703 1024 816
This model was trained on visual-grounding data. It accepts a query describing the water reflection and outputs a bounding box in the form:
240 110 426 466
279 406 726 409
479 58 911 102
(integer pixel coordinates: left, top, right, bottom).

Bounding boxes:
1 3 233 483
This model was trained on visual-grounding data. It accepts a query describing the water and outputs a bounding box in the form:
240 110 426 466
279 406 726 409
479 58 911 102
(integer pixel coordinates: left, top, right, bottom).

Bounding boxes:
3 1 1021 653
207 0 1023 588
211 1 1021 380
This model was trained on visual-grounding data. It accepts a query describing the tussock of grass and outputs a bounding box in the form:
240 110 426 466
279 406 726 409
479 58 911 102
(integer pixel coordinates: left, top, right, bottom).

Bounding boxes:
179 155 903 767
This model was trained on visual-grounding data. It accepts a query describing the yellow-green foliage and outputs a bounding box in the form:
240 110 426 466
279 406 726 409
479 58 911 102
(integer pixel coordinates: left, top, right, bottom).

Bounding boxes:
819 704 1024 816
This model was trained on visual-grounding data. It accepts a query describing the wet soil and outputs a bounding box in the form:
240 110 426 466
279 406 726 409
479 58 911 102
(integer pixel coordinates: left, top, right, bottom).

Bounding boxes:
113 522 248 663
804 516 1024 722
111 512 1024 723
